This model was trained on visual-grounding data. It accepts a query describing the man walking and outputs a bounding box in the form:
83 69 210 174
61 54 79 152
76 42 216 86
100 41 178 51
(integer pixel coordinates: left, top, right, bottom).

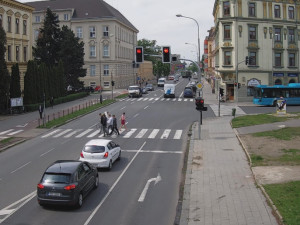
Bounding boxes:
38 104 43 119
106 114 113 135
101 113 108 136
110 115 120 135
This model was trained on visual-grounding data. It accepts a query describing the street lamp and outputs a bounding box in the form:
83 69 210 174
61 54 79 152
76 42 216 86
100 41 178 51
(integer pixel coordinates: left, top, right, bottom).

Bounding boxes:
176 14 201 82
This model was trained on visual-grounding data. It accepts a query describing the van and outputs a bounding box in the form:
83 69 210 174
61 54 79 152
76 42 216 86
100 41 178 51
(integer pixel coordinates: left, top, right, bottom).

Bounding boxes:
164 83 175 98
128 85 142 98
157 78 166 87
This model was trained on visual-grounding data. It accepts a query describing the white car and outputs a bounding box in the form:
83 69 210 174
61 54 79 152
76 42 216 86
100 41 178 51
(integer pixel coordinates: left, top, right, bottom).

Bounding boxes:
79 139 121 170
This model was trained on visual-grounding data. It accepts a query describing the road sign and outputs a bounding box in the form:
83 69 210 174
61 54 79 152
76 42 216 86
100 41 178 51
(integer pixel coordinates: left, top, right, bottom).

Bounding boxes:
196 83 203 89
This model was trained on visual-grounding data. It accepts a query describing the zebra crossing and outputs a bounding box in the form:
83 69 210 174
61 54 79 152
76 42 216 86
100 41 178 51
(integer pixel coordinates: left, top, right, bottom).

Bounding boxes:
119 97 194 102
0 129 24 138
41 128 183 140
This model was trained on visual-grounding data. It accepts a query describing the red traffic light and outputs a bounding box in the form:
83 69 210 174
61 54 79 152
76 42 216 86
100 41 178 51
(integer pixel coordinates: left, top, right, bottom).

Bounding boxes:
163 48 169 53
136 49 142 54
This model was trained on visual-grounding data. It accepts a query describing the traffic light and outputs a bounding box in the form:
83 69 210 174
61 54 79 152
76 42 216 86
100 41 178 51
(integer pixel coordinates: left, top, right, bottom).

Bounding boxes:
195 97 204 110
245 56 249 65
162 46 171 63
111 81 115 86
238 83 241 89
135 47 144 63
219 88 224 96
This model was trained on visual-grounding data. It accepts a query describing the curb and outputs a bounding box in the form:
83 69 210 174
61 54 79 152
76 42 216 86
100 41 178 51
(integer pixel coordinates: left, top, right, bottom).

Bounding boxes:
0 138 27 153
232 125 284 225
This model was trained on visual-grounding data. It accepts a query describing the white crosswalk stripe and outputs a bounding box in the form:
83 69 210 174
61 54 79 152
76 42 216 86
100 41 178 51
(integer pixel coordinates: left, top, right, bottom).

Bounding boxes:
174 130 183 139
135 129 148 138
75 129 93 138
7 130 24 135
161 129 171 139
148 129 159 139
87 130 101 138
64 129 83 138
42 129 62 138
53 129 72 138
0 129 14 135
123 128 137 138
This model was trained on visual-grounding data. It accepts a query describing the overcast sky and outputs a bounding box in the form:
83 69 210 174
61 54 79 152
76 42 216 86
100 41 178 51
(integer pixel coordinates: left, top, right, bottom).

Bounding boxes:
19 0 215 62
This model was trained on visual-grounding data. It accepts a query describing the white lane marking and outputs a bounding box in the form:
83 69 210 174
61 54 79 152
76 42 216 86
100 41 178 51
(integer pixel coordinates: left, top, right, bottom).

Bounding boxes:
64 129 82 138
0 209 14 216
143 98 148 101
133 113 139 118
0 129 14 135
173 130 183 139
138 173 162 202
155 98 159 101
16 123 28 128
135 129 148 138
190 99 193 102
178 98 182 102
87 130 100 138
75 129 93 138
7 130 24 135
53 129 72 138
149 98 154 101
122 150 183 154
120 106 126 110
161 129 171 139
123 129 137 138
148 129 159 139
40 148 55 157
10 161 31 174
144 106 149 109
84 142 147 225
41 129 62 138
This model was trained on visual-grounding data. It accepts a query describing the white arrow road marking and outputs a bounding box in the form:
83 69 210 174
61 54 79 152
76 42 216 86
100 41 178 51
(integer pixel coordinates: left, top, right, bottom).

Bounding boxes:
16 123 28 128
138 173 162 202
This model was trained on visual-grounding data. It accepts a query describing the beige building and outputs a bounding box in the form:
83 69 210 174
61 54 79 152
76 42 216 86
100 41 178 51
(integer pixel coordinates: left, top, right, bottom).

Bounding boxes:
137 61 155 85
213 0 300 102
0 0 34 92
27 0 139 90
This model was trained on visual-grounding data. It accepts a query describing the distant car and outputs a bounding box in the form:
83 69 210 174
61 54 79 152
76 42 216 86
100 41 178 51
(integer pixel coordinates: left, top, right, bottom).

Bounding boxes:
142 87 148 94
94 86 101 92
184 87 194 98
37 160 98 208
80 139 121 170
145 83 154 91
168 75 175 80
128 85 142 98
157 78 166 87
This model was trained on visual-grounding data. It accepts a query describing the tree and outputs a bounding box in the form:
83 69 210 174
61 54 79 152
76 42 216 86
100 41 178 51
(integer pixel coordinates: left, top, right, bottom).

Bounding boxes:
33 8 60 67
10 64 21 98
59 26 85 89
24 60 38 104
0 26 10 110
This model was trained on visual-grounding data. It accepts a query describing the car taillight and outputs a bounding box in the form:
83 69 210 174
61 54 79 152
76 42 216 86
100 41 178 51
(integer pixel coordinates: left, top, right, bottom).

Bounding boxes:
37 183 44 189
103 152 108 158
80 152 84 158
64 184 76 190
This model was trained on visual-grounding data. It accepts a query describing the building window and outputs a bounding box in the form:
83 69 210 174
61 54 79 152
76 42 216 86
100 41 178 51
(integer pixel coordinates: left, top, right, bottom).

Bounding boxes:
0 15 2 27
23 20 27 35
7 16 11 32
288 6 295 19
103 26 109 37
23 46 27 61
275 53 282 67
249 26 257 40
76 27 83 38
249 3 256 17
35 16 40 23
249 52 256 66
16 46 20 62
34 30 39 40
223 1 230 16
288 29 295 43
275 28 281 42
103 45 109 57
90 65 96 76
274 5 281 18
224 51 231 65
90 46 96 57
64 14 69 21
103 64 109 76
289 53 296 67
90 26 96 38
7 45 11 61
15 18 19 34
104 82 110 87
224 25 231 40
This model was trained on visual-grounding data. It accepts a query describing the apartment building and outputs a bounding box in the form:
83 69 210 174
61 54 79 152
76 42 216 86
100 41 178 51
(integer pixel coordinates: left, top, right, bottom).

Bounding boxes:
213 0 300 102
0 0 34 92
26 0 139 90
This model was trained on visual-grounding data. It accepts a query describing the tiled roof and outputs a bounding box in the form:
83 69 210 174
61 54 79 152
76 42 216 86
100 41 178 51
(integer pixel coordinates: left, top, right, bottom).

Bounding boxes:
26 0 138 32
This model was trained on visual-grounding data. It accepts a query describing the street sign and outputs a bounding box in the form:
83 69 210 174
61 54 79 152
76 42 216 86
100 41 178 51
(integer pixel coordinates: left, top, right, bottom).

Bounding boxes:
196 83 203 89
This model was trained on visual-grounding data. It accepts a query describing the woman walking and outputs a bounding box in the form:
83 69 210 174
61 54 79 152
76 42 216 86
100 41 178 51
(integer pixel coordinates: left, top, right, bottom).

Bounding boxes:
119 112 126 131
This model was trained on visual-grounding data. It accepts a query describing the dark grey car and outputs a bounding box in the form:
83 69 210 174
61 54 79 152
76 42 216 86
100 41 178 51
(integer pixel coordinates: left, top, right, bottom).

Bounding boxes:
37 160 98 208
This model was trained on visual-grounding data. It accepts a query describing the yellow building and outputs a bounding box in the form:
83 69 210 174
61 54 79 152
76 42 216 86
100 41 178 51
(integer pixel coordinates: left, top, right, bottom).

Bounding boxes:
137 61 155 85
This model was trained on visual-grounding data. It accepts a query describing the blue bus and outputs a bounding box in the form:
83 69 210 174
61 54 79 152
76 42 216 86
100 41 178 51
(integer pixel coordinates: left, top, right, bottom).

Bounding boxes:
253 83 300 106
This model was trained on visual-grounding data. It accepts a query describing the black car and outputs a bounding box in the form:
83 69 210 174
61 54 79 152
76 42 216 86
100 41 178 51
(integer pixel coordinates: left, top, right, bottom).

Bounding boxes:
37 160 98 208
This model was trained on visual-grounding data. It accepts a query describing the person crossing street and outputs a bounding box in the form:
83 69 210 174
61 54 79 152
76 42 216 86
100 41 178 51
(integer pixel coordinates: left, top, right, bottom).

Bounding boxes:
110 115 120 135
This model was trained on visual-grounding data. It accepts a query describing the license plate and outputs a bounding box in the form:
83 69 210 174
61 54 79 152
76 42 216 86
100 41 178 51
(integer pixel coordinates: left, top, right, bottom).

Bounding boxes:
48 192 61 197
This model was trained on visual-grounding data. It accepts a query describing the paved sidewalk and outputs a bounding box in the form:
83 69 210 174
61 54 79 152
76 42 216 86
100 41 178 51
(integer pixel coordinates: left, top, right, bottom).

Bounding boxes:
180 117 278 225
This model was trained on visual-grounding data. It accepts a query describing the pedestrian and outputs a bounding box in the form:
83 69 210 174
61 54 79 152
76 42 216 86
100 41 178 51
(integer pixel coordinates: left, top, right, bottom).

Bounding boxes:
38 104 43 119
110 115 120 135
50 97 54 109
107 114 113 135
101 113 108 136
119 112 126 131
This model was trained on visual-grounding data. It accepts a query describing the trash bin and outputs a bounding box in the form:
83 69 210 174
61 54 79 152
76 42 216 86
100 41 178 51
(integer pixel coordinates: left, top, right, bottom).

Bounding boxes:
232 108 236 117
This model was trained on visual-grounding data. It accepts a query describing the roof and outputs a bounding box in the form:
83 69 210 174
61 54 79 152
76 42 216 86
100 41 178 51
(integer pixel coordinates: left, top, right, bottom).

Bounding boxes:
46 160 82 173
85 139 111 146
25 0 138 32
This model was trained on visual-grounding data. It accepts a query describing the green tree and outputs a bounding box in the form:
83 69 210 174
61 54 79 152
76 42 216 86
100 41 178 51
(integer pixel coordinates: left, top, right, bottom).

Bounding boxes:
0 26 10 110
59 26 85 90
10 63 21 98
33 8 60 67
24 60 38 104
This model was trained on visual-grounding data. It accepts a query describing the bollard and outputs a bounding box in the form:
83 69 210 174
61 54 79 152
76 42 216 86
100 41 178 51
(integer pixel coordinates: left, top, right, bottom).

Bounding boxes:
232 108 236 117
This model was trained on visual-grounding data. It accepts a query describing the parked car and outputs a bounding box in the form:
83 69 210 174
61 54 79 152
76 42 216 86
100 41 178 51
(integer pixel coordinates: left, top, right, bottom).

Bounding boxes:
37 160 98 208
79 139 121 170
142 87 148 94
145 83 154 91
128 85 142 98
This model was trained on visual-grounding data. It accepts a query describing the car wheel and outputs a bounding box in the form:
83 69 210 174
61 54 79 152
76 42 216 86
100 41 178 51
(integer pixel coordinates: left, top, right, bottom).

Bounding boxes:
94 175 99 189
117 151 121 161
107 160 112 171
75 193 83 208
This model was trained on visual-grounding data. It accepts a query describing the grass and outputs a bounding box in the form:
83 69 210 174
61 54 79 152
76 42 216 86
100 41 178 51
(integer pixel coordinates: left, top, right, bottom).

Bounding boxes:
0 137 14 144
250 154 264 166
252 127 300 140
232 113 300 128
278 149 300 164
264 181 300 225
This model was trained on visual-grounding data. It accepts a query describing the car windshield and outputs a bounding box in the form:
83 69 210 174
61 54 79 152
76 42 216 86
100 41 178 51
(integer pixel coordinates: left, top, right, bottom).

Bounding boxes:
158 79 165 82
128 87 139 90
146 84 152 87
84 145 105 153
42 173 71 184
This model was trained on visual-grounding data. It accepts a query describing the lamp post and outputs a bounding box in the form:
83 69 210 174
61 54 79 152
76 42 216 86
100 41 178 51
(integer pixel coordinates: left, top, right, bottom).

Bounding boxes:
176 14 201 82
